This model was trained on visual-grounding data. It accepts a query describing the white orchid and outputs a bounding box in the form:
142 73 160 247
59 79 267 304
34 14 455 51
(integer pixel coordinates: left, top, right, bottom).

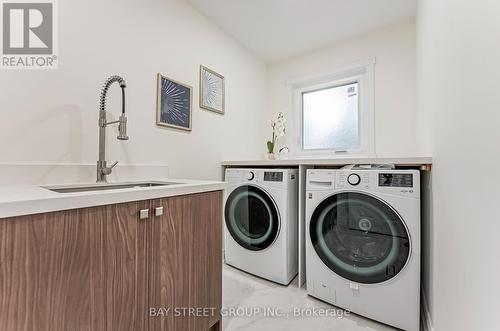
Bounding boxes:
274 112 286 138
267 112 286 154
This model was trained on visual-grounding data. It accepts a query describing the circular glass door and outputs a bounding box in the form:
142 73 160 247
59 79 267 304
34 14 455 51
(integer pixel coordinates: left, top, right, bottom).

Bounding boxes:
309 192 410 284
225 185 280 251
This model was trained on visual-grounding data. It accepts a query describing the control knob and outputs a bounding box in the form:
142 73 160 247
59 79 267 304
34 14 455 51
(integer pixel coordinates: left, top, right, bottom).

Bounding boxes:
246 171 255 180
347 173 361 186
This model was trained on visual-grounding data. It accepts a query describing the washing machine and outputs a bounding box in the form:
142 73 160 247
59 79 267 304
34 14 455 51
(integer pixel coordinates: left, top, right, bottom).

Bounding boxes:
224 168 298 285
305 168 420 331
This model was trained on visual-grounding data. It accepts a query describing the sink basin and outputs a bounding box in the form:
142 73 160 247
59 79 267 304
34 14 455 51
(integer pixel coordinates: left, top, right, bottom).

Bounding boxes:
43 181 179 193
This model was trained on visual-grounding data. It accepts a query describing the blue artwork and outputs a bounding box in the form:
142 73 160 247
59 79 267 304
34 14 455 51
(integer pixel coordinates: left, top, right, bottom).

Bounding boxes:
156 74 192 131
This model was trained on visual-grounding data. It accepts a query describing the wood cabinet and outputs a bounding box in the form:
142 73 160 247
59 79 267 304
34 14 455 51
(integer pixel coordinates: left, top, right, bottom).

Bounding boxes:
0 191 222 331
0 208 92 331
150 193 222 331
89 200 151 330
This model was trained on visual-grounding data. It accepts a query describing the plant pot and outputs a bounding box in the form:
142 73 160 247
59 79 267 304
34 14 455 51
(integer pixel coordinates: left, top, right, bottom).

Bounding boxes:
267 152 275 160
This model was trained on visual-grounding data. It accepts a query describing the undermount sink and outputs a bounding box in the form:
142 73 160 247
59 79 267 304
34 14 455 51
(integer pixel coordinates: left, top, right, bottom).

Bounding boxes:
43 181 180 193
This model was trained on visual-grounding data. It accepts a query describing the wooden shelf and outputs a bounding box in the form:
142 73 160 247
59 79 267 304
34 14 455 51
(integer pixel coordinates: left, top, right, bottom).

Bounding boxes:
221 156 432 170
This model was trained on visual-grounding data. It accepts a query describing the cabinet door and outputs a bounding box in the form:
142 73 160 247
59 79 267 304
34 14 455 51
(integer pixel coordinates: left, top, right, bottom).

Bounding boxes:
0 209 93 331
88 200 151 331
150 191 223 331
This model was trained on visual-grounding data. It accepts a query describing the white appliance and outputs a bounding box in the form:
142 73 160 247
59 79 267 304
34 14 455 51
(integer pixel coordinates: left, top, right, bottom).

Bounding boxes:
224 168 298 285
305 169 420 331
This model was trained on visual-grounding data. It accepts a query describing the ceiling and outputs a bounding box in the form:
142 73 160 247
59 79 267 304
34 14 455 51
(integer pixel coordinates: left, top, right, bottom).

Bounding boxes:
188 0 417 63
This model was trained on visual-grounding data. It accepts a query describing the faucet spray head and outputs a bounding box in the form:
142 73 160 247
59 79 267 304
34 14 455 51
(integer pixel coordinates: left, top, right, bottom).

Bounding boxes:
118 114 129 140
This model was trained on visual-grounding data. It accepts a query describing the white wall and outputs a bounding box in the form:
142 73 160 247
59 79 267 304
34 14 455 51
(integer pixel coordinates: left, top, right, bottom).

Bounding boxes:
0 0 268 182
266 21 417 156
417 1 500 330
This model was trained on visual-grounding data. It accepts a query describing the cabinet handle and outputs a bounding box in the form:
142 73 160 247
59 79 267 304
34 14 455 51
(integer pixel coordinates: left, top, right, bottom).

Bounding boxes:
155 207 164 217
139 209 149 220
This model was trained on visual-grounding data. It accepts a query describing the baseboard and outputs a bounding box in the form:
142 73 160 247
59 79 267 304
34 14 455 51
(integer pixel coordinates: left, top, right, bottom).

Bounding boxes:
421 289 434 331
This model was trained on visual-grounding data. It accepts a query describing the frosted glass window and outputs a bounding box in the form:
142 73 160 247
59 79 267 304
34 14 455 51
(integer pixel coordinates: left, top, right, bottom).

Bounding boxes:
302 82 359 150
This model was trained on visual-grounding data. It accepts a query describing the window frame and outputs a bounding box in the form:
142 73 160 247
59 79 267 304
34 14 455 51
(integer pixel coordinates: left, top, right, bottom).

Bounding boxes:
286 58 375 157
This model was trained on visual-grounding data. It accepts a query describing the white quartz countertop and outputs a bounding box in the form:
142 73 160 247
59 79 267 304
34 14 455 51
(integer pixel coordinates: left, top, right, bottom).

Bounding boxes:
221 156 432 167
0 179 226 218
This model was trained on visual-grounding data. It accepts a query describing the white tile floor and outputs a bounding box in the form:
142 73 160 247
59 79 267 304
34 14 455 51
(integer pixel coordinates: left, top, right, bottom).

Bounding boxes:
222 264 397 331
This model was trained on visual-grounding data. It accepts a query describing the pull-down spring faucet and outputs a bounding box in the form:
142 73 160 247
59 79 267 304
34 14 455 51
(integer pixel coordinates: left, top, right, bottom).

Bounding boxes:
97 75 128 183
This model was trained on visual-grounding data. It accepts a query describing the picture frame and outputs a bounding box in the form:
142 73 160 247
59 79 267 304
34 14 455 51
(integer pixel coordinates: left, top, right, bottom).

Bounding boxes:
199 65 225 114
156 73 193 131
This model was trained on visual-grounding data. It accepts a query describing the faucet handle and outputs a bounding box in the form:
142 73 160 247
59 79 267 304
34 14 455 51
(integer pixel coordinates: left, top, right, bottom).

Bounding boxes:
101 161 118 175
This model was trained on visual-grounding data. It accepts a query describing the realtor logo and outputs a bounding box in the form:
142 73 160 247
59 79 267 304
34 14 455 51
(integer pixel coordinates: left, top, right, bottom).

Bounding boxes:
1 0 58 69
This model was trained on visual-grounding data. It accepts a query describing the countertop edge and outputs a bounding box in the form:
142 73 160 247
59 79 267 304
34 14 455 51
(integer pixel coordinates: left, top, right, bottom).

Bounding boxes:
0 181 226 219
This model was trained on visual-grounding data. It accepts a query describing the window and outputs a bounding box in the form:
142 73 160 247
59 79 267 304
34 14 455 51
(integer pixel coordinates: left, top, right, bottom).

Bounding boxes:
288 58 375 156
302 82 359 150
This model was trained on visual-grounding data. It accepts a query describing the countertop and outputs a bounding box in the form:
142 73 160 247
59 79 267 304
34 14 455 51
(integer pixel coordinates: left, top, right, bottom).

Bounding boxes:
221 156 432 167
0 179 226 218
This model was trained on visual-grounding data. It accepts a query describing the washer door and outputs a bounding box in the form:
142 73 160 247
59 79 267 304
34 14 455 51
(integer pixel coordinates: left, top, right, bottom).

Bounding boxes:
225 185 280 251
309 192 410 284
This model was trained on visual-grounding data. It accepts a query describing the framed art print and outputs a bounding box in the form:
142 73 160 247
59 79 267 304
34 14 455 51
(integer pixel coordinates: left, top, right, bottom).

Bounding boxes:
156 73 193 131
200 65 225 114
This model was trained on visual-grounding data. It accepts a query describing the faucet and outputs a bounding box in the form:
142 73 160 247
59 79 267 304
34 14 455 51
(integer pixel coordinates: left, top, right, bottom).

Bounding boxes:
97 75 129 183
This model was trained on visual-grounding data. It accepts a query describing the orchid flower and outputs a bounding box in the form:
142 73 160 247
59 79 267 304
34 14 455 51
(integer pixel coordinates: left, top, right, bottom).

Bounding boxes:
267 112 286 154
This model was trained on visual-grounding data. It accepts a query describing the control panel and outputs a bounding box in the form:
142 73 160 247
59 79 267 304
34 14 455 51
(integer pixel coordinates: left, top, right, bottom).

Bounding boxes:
334 170 418 196
378 173 413 188
264 171 283 182
306 169 419 197
225 168 297 188
337 171 371 189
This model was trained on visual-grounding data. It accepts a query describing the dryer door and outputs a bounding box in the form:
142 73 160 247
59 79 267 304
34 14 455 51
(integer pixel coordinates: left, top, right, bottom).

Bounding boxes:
225 185 280 251
309 192 410 284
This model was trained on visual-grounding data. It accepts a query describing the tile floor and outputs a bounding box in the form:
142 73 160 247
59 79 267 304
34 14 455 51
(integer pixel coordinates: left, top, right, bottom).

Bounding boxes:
221 264 397 331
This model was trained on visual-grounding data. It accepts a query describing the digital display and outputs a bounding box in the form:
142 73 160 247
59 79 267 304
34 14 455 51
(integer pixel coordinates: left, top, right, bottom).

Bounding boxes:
378 173 413 188
264 172 283 182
